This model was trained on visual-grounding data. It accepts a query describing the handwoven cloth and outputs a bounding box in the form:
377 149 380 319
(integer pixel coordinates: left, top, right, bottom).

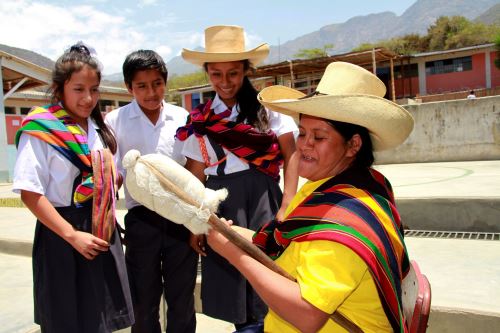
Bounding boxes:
176 99 283 180
253 166 410 333
16 104 117 241
91 149 117 242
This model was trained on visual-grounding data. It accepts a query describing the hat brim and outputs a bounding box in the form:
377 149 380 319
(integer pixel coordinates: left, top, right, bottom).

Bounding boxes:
182 44 270 67
258 86 414 151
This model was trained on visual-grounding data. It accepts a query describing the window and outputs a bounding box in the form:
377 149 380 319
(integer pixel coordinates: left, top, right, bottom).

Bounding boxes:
394 64 418 78
118 101 129 107
4 106 16 114
20 107 32 115
100 99 115 112
202 91 215 101
425 56 472 75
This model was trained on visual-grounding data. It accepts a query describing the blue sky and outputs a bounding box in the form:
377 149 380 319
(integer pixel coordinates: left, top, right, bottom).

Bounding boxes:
1 0 416 74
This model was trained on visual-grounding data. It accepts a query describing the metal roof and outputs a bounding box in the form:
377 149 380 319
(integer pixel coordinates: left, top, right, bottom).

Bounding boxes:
412 43 495 58
1 50 52 94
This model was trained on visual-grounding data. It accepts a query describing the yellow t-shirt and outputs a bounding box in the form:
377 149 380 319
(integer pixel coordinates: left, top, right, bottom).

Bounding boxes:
264 179 393 333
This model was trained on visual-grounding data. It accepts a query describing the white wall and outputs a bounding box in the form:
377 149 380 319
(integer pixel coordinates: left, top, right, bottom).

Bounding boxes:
376 96 500 164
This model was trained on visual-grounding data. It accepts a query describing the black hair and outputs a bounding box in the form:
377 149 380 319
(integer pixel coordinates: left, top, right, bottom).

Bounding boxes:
49 42 117 154
122 50 168 89
204 60 269 132
327 120 375 168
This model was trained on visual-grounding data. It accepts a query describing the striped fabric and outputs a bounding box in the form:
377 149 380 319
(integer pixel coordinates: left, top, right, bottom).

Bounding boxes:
254 166 410 333
15 104 117 241
91 149 117 242
176 100 283 180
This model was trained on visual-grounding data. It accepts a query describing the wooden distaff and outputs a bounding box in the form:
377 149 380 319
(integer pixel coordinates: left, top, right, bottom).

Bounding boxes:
141 160 364 333
140 160 295 281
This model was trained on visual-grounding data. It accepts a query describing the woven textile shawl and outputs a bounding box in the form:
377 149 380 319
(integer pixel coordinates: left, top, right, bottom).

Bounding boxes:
176 99 283 180
15 104 117 241
254 166 410 333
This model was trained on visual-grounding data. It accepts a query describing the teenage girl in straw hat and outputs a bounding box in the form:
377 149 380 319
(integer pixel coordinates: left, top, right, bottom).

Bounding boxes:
176 25 298 331
207 62 415 333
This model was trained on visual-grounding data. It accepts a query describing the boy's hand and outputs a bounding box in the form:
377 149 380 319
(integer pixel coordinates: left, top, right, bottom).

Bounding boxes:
189 233 207 256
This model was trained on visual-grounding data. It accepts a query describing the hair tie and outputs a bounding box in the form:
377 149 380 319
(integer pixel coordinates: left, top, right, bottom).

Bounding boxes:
68 41 97 56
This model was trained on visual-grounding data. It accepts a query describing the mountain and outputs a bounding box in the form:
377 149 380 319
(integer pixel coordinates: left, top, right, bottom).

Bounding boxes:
0 44 54 69
166 0 500 75
266 0 499 64
474 3 500 25
166 47 203 77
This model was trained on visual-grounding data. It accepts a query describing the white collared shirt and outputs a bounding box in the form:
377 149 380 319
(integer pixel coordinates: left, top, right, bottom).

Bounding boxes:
104 99 188 209
181 94 298 176
13 118 105 207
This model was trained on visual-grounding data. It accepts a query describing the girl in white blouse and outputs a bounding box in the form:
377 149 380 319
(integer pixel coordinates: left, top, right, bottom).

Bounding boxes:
13 43 133 333
176 25 298 332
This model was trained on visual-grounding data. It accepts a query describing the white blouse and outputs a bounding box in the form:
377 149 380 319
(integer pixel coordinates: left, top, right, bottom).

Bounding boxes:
13 118 104 207
181 94 298 176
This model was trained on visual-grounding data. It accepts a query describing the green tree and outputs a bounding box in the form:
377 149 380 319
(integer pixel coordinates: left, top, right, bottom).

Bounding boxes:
353 16 500 55
164 70 210 105
425 16 500 51
352 34 426 55
294 44 334 59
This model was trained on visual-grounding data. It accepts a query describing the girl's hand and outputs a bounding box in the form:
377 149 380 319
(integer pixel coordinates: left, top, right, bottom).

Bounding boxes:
189 233 207 256
68 231 109 260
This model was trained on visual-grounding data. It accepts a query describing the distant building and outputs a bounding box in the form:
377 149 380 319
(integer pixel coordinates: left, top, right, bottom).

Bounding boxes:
177 43 500 109
0 49 132 181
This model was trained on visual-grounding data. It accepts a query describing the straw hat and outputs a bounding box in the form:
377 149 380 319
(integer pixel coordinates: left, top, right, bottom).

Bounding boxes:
181 25 269 67
258 62 414 151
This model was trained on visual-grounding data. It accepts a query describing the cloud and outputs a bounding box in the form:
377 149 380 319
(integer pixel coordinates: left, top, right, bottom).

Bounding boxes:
139 0 157 7
0 0 145 74
155 45 172 61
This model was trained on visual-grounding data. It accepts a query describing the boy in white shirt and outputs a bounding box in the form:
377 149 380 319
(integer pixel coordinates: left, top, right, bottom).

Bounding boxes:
105 50 197 333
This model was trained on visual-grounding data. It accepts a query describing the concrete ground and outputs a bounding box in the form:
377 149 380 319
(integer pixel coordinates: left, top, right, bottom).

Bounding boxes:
1 160 500 332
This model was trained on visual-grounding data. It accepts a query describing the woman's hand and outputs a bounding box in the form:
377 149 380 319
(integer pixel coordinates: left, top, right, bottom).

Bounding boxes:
206 218 234 255
68 231 109 260
275 206 287 221
189 233 207 256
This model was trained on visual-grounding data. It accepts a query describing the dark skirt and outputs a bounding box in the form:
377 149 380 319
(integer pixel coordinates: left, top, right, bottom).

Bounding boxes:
32 204 134 333
201 168 282 324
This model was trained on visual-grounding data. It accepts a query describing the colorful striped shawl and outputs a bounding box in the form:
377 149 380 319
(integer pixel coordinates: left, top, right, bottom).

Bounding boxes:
253 166 410 333
15 104 117 242
176 100 283 180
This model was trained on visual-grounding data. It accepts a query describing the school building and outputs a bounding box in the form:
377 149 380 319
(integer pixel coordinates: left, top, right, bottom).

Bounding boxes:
178 43 500 109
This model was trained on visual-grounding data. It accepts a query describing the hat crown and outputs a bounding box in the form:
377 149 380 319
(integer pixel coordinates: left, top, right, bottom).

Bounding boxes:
205 25 246 53
316 62 386 97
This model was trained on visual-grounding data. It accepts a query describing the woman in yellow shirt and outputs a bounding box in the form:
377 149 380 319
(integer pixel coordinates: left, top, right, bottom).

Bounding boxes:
207 62 414 332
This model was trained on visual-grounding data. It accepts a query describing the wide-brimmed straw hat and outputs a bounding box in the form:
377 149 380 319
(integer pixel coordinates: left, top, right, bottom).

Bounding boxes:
258 61 414 151
182 25 269 67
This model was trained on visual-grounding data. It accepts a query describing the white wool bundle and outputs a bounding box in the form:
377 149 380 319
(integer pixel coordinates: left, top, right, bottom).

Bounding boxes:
122 150 227 234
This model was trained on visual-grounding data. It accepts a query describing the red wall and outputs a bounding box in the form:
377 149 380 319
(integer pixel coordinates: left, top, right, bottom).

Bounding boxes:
5 115 24 145
426 53 486 94
490 51 500 88
184 94 192 112
394 77 419 98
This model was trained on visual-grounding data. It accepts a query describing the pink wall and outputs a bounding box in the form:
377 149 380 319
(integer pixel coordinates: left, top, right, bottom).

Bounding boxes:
426 53 486 94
